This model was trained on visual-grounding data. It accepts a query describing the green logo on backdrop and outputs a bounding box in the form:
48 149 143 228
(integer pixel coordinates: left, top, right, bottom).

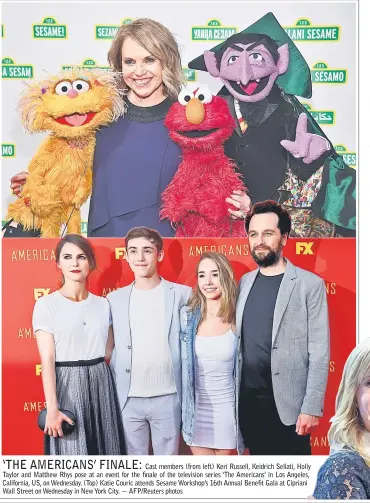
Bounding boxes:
284 18 340 41
183 68 196 81
2 58 33 79
311 62 347 84
2 144 16 157
61 59 110 71
302 103 335 125
2 24 4 38
95 18 133 39
33 17 67 39
335 145 356 168
191 19 237 41
81 221 88 235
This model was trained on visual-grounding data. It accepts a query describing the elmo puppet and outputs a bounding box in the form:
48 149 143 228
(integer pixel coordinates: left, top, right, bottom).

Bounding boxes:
160 84 247 237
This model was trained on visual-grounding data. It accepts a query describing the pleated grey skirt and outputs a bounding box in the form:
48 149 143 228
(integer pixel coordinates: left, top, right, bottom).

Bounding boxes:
45 357 126 455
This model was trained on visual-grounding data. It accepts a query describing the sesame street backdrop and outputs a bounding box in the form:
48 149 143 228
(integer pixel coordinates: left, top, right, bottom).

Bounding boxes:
2 237 355 455
1 1 357 233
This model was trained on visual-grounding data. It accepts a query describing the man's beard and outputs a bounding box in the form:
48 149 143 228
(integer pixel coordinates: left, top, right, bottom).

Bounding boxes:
251 241 283 268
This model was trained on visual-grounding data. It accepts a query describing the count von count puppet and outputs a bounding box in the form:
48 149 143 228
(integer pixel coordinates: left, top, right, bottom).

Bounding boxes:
188 12 356 237
5 68 124 237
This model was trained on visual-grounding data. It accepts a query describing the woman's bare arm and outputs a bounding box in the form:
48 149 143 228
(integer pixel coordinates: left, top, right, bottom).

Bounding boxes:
36 330 73 437
105 325 115 363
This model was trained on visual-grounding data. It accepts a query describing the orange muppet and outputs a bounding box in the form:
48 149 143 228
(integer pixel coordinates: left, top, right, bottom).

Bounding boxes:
6 68 124 237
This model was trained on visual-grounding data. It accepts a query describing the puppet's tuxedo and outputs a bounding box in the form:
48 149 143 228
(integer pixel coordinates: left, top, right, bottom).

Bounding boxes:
221 86 330 205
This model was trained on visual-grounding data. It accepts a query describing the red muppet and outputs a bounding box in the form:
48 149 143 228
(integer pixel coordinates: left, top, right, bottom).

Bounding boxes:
160 84 250 237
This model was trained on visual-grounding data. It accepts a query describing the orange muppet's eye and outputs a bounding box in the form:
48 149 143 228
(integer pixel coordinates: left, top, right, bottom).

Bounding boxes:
72 80 90 93
55 81 72 95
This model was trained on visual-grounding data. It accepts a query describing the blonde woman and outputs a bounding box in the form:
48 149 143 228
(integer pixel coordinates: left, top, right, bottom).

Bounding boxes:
313 339 370 499
180 252 243 455
10 18 250 237
87 18 183 237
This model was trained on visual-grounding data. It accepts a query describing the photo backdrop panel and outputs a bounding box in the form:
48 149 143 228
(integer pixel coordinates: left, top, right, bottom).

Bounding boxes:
2 2 357 232
2 237 355 455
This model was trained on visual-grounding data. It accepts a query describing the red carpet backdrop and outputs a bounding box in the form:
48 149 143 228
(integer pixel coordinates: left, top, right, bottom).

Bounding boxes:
2 237 355 455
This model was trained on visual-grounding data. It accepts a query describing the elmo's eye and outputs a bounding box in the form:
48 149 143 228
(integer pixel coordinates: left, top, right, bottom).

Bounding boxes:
72 80 90 93
178 88 194 106
55 81 72 95
195 87 212 104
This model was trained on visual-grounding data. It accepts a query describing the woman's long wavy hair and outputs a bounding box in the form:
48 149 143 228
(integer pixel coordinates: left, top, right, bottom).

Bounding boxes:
108 18 184 99
328 338 370 466
187 252 237 325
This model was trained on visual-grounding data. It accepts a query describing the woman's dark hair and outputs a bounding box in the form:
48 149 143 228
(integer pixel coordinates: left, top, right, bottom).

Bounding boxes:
55 234 97 271
245 200 291 236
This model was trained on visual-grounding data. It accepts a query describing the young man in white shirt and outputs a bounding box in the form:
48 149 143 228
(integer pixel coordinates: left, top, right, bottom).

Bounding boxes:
107 227 191 455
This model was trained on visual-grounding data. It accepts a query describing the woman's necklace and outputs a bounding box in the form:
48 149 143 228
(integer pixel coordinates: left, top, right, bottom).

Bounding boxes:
59 290 89 326
59 290 89 328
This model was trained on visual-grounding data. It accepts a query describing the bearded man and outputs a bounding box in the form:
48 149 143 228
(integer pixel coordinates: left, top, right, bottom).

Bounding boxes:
236 200 330 454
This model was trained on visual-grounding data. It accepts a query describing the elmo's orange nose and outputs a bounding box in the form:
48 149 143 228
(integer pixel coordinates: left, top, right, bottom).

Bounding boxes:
185 98 205 124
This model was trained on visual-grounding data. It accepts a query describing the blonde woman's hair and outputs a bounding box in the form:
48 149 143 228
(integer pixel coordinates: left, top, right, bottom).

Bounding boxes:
188 252 237 325
107 18 184 99
328 338 370 465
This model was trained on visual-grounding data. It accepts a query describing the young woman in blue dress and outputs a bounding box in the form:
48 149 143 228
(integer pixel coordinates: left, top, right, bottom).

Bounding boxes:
180 252 243 455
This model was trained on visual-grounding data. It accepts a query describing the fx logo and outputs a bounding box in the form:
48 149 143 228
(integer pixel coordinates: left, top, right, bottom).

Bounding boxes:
34 288 50 300
296 242 314 255
36 364 42 376
115 247 127 259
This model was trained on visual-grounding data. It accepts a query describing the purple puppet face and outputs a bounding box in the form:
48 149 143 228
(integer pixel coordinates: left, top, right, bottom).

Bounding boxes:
204 40 289 103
